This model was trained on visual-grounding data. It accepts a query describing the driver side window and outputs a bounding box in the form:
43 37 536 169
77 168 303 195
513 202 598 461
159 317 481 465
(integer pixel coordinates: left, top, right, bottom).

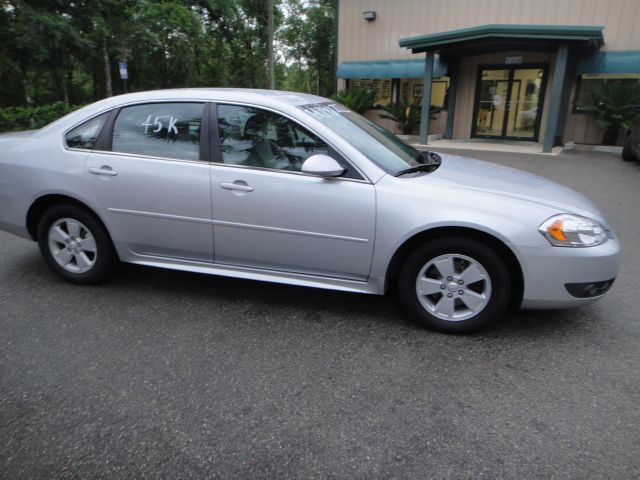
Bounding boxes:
216 104 329 172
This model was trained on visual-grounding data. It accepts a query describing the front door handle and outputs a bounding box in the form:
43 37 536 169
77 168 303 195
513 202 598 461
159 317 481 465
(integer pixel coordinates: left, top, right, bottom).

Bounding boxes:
220 182 254 192
89 166 118 176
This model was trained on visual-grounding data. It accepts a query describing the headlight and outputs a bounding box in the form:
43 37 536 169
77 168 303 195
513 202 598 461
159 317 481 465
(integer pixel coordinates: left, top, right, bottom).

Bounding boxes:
539 214 608 247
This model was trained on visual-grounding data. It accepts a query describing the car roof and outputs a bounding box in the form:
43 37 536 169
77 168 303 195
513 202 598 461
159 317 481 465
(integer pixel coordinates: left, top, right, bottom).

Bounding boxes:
112 88 328 106
38 88 330 136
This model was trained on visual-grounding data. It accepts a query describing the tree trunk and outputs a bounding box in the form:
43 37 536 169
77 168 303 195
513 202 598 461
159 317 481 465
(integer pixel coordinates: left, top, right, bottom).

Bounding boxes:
161 42 168 88
92 66 98 100
267 0 274 89
194 43 201 84
66 63 74 104
20 64 33 106
20 64 36 128
103 36 113 97
61 69 69 106
602 126 620 146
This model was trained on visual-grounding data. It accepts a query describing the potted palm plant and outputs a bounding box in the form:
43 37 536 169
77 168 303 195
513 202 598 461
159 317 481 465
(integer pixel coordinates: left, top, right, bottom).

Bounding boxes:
331 87 377 114
378 99 441 136
579 81 640 146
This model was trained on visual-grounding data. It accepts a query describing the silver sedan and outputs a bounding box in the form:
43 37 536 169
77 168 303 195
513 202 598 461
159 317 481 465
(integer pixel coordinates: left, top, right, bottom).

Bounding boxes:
0 89 620 333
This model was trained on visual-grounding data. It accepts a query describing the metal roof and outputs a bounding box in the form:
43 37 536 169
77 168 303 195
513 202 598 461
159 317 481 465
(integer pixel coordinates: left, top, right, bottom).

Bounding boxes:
400 24 604 53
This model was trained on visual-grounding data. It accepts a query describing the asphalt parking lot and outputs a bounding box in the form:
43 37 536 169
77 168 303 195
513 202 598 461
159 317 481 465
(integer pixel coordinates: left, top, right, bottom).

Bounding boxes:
1 149 639 479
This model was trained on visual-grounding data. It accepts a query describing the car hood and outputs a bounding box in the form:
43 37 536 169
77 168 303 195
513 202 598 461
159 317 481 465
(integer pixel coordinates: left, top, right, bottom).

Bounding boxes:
417 153 606 222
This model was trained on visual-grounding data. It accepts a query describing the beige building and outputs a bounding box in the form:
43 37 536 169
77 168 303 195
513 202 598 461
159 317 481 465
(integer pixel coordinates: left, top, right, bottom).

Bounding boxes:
336 0 640 151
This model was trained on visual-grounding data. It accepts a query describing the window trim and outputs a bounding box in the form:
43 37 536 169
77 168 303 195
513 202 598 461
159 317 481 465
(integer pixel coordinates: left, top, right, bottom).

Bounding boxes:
62 99 371 182
211 101 369 182
94 108 119 151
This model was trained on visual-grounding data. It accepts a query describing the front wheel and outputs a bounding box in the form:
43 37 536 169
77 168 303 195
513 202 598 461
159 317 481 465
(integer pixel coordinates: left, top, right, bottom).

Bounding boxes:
37 204 117 284
397 237 512 333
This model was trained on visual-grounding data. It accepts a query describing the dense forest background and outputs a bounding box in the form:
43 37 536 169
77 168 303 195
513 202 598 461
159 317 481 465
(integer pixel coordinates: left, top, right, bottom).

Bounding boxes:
0 0 337 130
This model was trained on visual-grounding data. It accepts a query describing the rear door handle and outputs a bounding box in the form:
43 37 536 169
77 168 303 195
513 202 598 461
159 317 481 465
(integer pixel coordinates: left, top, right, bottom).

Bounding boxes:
89 166 118 176
220 182 254 192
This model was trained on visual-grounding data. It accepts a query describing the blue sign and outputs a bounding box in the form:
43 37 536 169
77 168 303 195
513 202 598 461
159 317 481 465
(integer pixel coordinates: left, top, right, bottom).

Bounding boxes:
118 62 128 80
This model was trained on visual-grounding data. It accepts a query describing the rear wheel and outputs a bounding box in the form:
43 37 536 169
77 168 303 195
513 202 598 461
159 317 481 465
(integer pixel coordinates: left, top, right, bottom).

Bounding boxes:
37 204 116 284
397 237 511 333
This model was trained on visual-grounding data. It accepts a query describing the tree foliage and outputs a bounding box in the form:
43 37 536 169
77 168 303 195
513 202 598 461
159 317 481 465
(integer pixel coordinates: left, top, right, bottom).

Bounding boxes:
279 0 336 97
0 102 79 131
0 0 338 129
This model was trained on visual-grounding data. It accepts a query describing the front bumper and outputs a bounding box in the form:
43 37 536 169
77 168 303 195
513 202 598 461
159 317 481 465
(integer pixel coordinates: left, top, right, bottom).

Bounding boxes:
514 237 620 309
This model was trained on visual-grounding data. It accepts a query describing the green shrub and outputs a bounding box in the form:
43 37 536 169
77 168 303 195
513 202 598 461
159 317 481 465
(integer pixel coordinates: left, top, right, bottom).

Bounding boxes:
331 87 377 114
0 102 83 132
579 81 640 145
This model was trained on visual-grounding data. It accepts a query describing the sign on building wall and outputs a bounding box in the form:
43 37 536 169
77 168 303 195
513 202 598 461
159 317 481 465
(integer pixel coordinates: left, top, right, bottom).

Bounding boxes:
505 56 524 65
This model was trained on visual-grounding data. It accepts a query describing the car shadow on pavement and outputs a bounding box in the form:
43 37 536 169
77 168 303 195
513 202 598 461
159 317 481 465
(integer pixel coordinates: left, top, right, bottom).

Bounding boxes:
112 263 595 338
488 308 591 338
7 249 596 338
114 262 413 328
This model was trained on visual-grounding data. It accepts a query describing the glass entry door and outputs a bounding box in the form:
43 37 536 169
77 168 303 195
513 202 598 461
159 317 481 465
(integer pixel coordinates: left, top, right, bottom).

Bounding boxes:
473 66 546 141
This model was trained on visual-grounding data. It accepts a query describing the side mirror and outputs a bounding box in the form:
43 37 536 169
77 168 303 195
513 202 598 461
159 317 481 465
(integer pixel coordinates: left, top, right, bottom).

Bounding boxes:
301 154 345 177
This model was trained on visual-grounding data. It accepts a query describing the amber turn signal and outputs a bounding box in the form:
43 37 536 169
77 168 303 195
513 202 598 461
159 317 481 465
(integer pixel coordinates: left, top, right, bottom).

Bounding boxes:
547 219 567 241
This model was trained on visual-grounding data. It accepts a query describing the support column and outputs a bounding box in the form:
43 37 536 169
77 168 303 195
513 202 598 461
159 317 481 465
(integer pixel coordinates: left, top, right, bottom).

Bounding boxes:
445 59 458 140
419 51 435 145
555 55 577 143
543 45 569 153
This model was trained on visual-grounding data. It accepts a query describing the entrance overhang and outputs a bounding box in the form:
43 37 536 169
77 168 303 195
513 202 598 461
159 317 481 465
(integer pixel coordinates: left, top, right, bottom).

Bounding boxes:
399 24 604 151
399 24 604 55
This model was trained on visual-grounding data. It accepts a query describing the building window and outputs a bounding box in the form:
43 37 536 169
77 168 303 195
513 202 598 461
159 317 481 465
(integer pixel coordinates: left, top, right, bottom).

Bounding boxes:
401 77 449 107
574 74 640 113
350 79 392 105
431 79 449 108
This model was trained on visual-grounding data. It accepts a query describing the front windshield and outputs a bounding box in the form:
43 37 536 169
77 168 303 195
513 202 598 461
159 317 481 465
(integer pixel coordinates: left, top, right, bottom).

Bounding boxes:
299 102 426 174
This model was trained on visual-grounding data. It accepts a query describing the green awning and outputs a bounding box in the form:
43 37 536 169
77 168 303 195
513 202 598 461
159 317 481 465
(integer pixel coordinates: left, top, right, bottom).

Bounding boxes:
576 51 640 74
400 24 604 52
336 59 448 79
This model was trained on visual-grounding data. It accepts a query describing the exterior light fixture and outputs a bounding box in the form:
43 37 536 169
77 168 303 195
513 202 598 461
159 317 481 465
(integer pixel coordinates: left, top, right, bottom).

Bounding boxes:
363 11 376 21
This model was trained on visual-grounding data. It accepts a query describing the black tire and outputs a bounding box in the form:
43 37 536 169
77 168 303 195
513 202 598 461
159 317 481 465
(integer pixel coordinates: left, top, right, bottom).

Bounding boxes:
397 237 511 334
622 135 639 162
37 204 117 284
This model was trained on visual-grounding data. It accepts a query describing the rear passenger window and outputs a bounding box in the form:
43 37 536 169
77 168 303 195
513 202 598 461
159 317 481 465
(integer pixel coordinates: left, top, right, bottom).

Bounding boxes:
112 103 204 161
65 113 109 150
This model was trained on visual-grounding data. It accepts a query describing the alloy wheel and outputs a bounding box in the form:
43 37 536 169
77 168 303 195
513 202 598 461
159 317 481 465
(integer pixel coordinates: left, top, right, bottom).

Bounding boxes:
415 253 492 321
47 218 97 274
